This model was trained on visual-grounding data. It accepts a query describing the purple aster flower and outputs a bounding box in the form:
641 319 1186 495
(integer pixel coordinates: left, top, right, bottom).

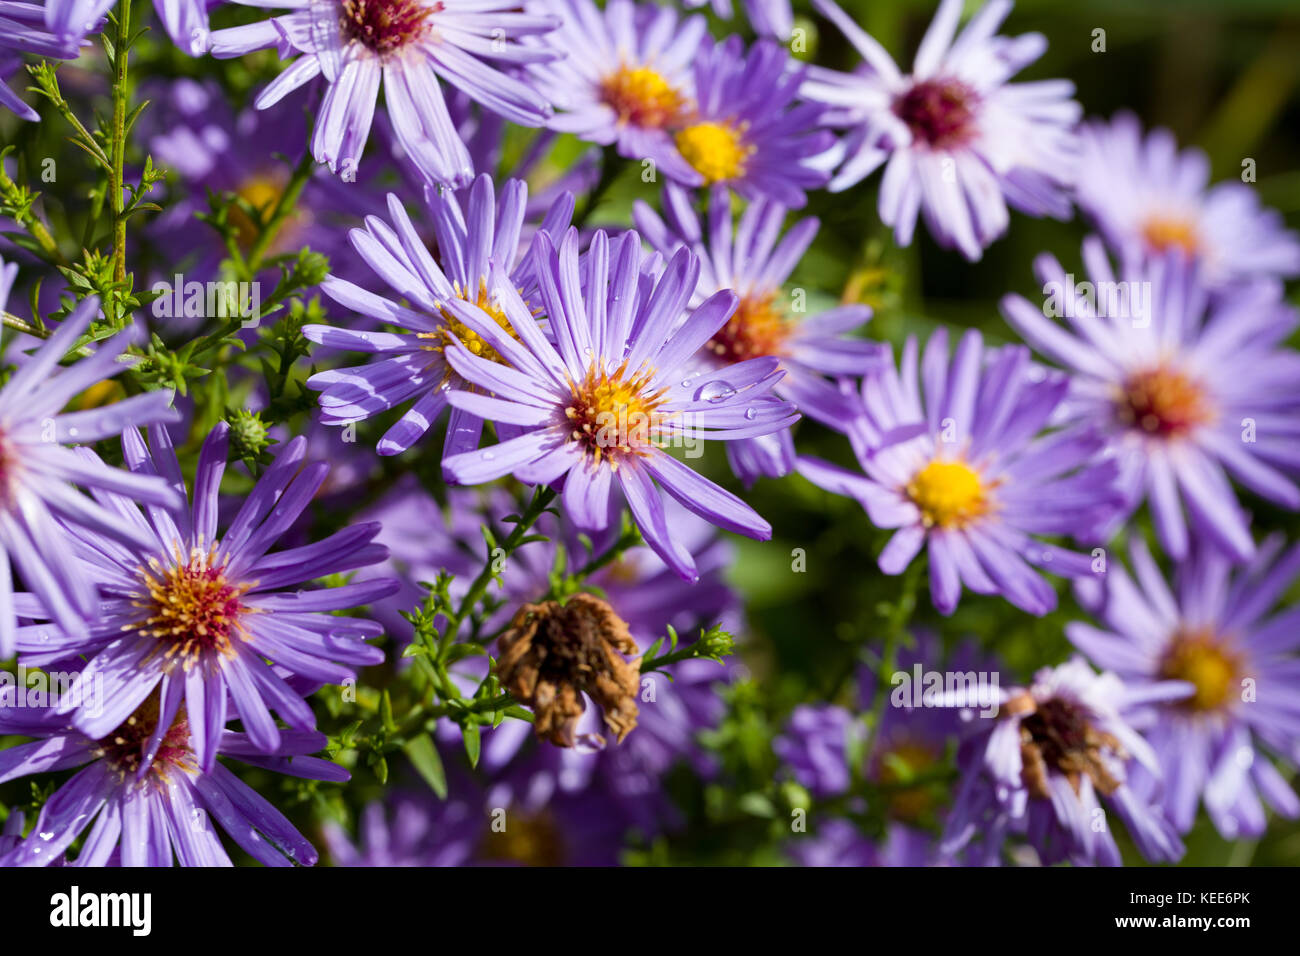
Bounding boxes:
634 184 884 484
0 295 182 659
1076 112 1300 289
0 691 346 866
803 0 1079 260
45 0 210 55
0 0 98 120
941 658 1185 866
1068 536 1300 839
303 174 575 459
797 328 1121 616
322 791 481 866
1001 241 1300 563
774 703 859 798
671 36 833 207
682 0 793 40
209 0 560 185
13 422 397 773
526 0 708 186
437 226 798 581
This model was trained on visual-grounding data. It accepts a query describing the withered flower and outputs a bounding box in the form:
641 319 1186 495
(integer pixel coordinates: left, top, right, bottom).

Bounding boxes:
495 594 641 747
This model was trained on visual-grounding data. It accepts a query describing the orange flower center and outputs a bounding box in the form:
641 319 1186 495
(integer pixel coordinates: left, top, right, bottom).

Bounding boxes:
600 65 685 129
565 362 670 464
1116 364 1213 438
1160 629 1240 713
706 292 789 363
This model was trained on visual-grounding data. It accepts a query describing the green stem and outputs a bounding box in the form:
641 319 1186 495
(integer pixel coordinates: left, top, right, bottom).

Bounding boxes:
109 0 131 291
243 149 315 276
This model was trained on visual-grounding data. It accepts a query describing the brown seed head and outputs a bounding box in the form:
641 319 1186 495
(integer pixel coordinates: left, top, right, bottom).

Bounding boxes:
494 594 641 748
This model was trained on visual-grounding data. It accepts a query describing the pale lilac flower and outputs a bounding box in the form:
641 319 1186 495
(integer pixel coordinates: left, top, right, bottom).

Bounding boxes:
635 184 884 484
803 0 1079 260
526 0 708 186
303 174 575 458
1001 240 1300 562
1076 112 1300 288
1069 536 1300 839
14 423 396 773
0 295 180 659
942 658 1186 866
439 227 798 581
797 328 1121 616
210 0 560 185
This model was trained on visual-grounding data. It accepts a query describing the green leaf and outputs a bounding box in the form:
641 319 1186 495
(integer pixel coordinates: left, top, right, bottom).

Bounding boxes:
403 733 448 800
462 722 481 768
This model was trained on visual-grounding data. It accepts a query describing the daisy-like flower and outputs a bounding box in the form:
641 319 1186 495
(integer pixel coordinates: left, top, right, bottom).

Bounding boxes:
672 36 833 207
0 294 181 659
0 692 347 866
526 0 708 186
682 0 793 40
45 0 210 55
209 0 560 185
14 422 397 773
1076 112 1300 288
438 227 799 582
1001 240 1300 563
1 1 97 120
941 658 1186 866
634 184 884 484
803 0 1079 260
304 174 575 458
1068 536 1300 839
796 328 1122 616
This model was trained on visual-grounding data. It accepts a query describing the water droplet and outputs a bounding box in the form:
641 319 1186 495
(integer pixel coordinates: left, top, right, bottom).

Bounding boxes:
699 381 736 404
482 451 495 461
68 427 78 437
744 407 757 421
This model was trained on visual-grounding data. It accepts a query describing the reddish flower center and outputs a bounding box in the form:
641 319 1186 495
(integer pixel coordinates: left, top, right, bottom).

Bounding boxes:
1116 364 1213 438
134 549 250 667
341 0 438 55
97 696 197 781
893 78 978 149
706 292 790 363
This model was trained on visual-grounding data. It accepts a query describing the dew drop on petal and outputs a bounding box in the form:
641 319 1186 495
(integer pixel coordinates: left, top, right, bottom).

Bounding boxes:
744 407 757 420
699 381 736 403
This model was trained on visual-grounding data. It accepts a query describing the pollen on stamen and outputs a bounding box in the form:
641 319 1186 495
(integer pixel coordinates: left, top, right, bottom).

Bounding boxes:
676 120 753 184
1140 215 1201 257
340 0 439 56
97 694 198 784
131 546 251 668
599 64 684 129
564 361 670 464
419 279 536 368
706 291 790 363
1116 364 1213 438
1159 628 1240 713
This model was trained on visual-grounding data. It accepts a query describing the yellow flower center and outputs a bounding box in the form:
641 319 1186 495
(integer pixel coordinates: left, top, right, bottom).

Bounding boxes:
565 362 669 464
1116 364 1213 438
421 279 528 367
1160 629 1240 713
133 548 250 668
600 65 684 129
675 120 752 184
907 459 989 528
1140 215 1200 257
706 291 789 362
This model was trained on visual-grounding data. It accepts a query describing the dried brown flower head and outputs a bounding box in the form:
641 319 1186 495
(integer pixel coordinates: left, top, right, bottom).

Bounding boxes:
494 594 641 747
1012 692 1123 800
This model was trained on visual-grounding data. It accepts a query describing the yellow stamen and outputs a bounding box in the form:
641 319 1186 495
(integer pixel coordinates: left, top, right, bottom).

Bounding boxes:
1160 629 1240 713
1141 215 1200 257
600 65 684 129
675 120 752 184
907 459 989 528
564 361 670 464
